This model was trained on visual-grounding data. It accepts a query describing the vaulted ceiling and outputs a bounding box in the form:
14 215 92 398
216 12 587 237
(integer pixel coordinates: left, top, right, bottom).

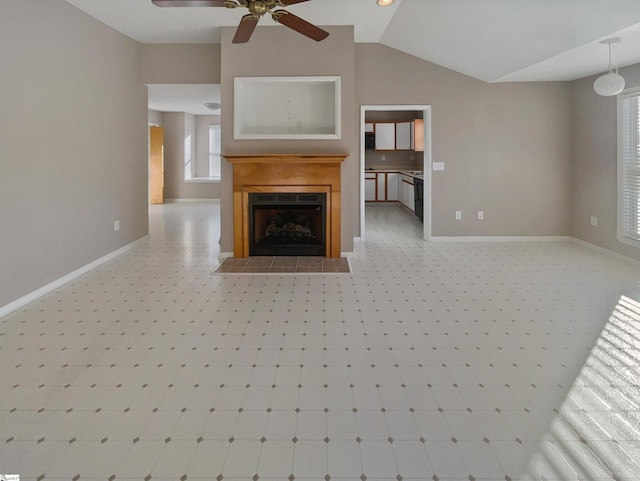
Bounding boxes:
65 0 640 113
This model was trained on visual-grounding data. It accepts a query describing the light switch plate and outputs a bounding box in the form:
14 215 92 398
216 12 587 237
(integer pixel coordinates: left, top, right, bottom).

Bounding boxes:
432 162 445 171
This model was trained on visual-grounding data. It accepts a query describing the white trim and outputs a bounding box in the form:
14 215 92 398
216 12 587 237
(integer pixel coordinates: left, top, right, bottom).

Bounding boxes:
353 237 362 243
617 87 640 246
185 178 220 183
219 252 234 259
572 237 640 268
430 236 571 242
0 236 149 319
360 105 432 243
341 251 358 258
616 234 640 249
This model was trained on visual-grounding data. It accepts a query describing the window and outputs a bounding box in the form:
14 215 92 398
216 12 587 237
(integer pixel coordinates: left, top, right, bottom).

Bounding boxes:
618 89 640 247
208 125 221 180
184 124 221 182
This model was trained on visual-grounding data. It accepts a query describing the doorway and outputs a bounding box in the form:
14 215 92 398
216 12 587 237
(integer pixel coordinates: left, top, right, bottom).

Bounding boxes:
359 105 432 242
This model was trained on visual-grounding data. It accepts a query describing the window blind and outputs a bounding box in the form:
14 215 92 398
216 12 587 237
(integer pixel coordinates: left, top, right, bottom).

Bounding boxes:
620 90 640 243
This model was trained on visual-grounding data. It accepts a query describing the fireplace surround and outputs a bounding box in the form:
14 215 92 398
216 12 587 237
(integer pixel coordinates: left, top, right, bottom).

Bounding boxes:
224 153 347 258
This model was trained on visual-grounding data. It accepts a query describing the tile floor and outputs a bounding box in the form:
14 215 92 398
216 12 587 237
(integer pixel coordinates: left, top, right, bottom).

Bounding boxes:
1 201 640 481
215 257 351 274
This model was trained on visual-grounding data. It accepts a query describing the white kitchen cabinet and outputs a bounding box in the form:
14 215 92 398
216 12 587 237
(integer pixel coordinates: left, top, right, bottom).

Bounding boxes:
395 121 412 150
370 120 422 151
399 174 415 212
374 123 395 150
365 171 400 202
377 174 386 200
365 174 376 201
386 173 399 201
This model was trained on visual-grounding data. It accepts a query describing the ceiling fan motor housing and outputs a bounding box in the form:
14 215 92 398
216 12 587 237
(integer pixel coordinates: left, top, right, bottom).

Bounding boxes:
248 1 268 16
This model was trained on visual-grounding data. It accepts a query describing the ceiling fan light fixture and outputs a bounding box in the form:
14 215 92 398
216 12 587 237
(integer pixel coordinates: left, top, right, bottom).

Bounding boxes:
593 37 625 97
377 0 395 6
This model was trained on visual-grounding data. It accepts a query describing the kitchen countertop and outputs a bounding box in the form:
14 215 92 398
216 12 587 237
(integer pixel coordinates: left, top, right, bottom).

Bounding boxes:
365 168 423 180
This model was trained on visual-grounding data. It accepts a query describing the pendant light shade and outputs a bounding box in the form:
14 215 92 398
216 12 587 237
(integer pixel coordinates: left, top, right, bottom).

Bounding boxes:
594 38 625 97
593 72 625 97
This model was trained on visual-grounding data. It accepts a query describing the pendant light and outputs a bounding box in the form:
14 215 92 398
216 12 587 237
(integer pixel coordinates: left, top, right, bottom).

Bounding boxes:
593 37 625 97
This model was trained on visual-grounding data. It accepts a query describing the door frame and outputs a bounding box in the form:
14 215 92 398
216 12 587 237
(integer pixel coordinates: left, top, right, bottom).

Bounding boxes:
359 105 432 242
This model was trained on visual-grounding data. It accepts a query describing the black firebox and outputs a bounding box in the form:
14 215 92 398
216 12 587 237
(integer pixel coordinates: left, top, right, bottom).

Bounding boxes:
248 193 327 256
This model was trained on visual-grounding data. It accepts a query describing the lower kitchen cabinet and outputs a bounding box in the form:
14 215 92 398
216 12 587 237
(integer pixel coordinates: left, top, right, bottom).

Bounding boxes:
399 174 415 212
365 173 376 201
365 171 399 202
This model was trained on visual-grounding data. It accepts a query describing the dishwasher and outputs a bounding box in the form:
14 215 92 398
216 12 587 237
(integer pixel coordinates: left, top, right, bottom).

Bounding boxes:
414 178 424 222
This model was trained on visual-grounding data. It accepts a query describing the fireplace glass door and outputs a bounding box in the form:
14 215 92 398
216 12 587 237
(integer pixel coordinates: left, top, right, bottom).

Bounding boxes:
249 193 327 256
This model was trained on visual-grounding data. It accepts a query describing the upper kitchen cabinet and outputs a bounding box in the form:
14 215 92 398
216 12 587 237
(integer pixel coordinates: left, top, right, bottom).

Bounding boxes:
370 120 422 151
395 121 412 150
374 122 395 150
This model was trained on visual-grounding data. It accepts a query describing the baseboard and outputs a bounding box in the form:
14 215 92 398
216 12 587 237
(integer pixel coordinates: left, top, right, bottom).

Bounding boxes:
430 236 571 242
353 237 362 243
219 252 234 260
571 237 640 268
0 235 149 319
341 251 357 258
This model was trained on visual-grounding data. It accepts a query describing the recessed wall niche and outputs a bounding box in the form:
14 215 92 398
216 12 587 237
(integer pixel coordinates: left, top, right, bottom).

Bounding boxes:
233 76 341 139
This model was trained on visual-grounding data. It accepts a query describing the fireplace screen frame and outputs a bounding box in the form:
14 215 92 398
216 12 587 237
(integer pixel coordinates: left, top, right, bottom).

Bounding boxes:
248 192 327 256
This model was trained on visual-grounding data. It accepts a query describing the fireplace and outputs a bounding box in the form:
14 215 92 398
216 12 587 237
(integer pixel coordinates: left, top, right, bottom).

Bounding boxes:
224 154 347 258
249 192 327 256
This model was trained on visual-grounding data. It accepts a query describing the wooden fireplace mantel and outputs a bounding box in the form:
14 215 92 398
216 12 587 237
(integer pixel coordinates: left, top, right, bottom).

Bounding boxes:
224 153 348 258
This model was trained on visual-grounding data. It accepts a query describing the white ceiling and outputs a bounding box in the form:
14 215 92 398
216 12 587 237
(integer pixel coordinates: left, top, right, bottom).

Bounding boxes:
148 84 221 115
66 0 640 111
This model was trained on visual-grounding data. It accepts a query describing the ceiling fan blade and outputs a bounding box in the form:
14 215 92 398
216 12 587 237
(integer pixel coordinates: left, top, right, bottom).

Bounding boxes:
152 0 228 6
280 0 311 5
233 14 259 43
273 10 329 42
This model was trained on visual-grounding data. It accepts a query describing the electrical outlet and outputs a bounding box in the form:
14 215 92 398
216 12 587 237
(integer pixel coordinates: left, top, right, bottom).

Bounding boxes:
381 155 386 161
455 211 462 220
410 154 415 161
432 162 445 171
114 220 120 231
590 216 598 226
478 211 484 220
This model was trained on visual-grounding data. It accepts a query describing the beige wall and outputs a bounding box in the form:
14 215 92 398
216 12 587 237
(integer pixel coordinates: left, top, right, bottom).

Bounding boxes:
141 44 221 84
571 63 640 260
356 44 572 237
0 0 148 307
219 26 356 253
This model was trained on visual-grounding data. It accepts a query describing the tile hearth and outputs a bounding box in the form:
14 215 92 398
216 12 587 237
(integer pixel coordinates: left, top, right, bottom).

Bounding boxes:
216 256 351 274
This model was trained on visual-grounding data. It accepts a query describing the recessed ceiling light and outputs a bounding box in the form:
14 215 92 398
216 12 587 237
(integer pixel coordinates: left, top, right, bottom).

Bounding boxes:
377 0 395 6
204 102 221 111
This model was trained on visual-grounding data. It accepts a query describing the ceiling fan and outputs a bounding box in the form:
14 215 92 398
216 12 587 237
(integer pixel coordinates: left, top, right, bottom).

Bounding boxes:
151 0 329 44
